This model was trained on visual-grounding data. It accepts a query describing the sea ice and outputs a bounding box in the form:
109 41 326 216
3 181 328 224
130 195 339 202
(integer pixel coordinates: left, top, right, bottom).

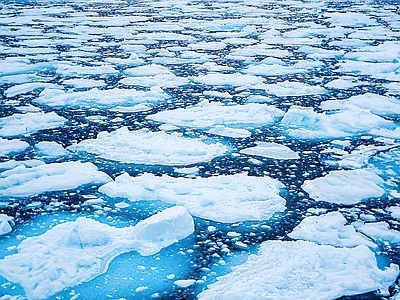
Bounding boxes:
99 172 286 223
34 141 68 158
0 161 112 197
0 112 66 137
288 211 376 248
192 73 264 87
0 138 29 156
240 142 299 160
353 221 400 245
0 214 12 236
147 101 284 129
0 206 194 299
205 126 251 139
35 87 167 109
198 240 398 300
120 73 188 88
256 81 326 97
302 169 385 205
68 127 228 166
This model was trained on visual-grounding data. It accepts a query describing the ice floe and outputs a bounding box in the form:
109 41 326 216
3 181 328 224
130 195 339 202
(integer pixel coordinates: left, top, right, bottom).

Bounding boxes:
192 73 264 87
34 141 68 158
240 142 299 160
353 221 400 245
0 214 12 236
0 112 66 137
68 127 228 166
35 87 167 109
256 81 326 97
0 138 29 156
147 101 284 129
302 169 385 205
198 240 398 300
0 206 194 299
205 126 251 139
288 211 376 248
0 161 111 197
99 172 286 223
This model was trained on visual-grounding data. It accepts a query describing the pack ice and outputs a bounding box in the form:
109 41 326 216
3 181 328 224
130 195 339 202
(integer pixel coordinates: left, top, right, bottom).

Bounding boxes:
0 206 194 299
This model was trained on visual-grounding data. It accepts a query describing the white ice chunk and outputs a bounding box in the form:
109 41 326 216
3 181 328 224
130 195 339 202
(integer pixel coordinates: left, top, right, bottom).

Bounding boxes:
0 214 12 236
0 206 194 299
240 142 299 160
205 126 251 139
0 138 29 156
68 127 228 166
34 141 68 157
99 172 286 223
203 91 232 99
120 73 188 88
4 82 58 97
256 81 326 97
147 102 284 129
192 73 264 87
353 221 400 245
198 241 398 300
302 169 385 205
35 87 167 109
188 41 226 51
388 206 400 220
0 161 112 197
244 61 323 77
289 211 376 248
324 77 363 90
61 78 106 88
0 112 66 137
320 93 400 117
280 105 395 139
123 64 171 76
324 12 378 27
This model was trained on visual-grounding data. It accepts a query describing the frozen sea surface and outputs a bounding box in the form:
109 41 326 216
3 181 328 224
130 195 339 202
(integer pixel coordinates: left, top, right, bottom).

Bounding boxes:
0 0 400 299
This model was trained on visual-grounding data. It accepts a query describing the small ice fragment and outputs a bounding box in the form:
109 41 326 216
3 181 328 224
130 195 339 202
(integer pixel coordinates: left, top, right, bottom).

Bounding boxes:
174 279 196 288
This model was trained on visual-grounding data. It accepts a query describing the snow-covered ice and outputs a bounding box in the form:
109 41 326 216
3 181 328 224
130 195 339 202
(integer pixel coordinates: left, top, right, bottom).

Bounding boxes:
288 211 376 248
198 240 399 300
147 101 284 129
99 172 286 223
0 161 112 197
302 169 385 205
353 221 400 245
240 142 299 160
0 206 194 299
0 214 12 236
69 127 229 166
0 139 29 156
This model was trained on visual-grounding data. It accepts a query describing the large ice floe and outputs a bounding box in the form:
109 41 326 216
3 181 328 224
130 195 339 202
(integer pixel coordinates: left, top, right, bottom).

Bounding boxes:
68 127 228 166
302 169 385 205
0 160 112 197
99 173 286 223
0 206 194 299
240 142 299 160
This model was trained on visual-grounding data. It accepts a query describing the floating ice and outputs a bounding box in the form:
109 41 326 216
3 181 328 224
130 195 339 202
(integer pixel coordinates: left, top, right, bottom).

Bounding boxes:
324 12 378 27
280 105 395 139
203 90 233 99
0 138 29 156
0 112 66 137
288 212 376 248
69 127 228 166
189 41 226 50
198 240 398 300
244 61 323 77
0 161 112 197
256 81 326 97
302 169 385 205
0 206 194 300
147 101 284 129
123 64 171 76
240 142 299 160
193 73 264 87
0 214 12 236
61 78 106 88
4 82 58 98
120 73 188 88
353 221 400 245
320 93 400 117
34 141 68 158
99 172 286 223
205 126 251 139
35 87 167 109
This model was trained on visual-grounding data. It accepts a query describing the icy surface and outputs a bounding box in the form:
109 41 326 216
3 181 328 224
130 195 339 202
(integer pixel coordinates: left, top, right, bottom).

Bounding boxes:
147 101 284 129
0 161 112 197
99 173 286 223
288 212 376 248
240 142 299 160
302 170 385 205
0 139 29 156
353 222 400 245
198 240 399 300
0 214 12 236
0 206 194 299
0 112 66 137
69 127 228 166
